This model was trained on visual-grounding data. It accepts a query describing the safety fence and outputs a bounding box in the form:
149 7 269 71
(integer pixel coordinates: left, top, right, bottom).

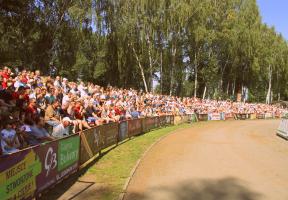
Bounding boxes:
0 114 195 200
197 112 281 121
0 112 281 200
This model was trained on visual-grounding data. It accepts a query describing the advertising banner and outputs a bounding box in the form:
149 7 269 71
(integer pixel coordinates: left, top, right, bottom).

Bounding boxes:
197 114 208 121
154 117 160 128
277 118 288 140
208 113 221 120
174 116 182 125
119 121 128 141
145 117 157 131
0 134 80 200
220 113 225 120
225 113 234 120
82 128 101 156
97 123 119 149
159 116 167 127
182 115 189 123
250 113 257 120
165 115 172 124
235 113 249 120
257 113 265 119
264 113 273 119
189 114 198 123
128 119 143 137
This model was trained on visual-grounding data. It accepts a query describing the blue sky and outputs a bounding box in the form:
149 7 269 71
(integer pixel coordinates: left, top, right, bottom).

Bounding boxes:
257 0 288 40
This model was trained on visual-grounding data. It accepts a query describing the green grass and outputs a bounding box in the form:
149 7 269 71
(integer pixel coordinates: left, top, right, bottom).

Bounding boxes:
85 123 192 200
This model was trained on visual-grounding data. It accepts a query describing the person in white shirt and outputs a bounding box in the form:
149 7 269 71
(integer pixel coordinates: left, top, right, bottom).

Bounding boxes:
53 76 61 88
62 92 72 105
1 120 20 154
52 117 71 138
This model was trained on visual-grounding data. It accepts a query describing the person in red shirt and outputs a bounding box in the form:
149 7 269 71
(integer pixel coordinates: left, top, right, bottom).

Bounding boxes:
12 86 30 120
73 101 91 130
1 67 10 89
25 98 38 120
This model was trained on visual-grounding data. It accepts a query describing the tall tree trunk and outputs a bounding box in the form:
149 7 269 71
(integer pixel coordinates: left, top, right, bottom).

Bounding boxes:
219 60 228 94
226 82 230 95
146 34 153 92
202 85 207 99
170 45 176 96
160 51 163 94
232 79 236 97
266 64 272 104
131 45 148 93
194 52 198 98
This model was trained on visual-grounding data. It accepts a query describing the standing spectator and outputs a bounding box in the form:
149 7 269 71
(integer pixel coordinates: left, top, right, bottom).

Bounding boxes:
49 65 57 78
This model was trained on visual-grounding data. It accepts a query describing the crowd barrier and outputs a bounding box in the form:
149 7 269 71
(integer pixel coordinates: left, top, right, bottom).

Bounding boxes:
0 111 281 200
0 115 179 200
0 134 80 200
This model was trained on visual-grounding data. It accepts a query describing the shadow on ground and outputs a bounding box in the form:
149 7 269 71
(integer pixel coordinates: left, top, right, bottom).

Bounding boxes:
125 177 262 200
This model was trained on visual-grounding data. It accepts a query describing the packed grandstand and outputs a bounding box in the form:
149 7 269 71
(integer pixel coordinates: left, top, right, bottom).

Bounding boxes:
0 66 287 155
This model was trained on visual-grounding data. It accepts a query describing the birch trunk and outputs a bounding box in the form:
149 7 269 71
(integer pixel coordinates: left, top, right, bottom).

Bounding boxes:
131 45 148 93
170 45 176 96
202 85 207 100
194 53 198 98
160 51 163 94
266 64 272 104
226 82 230 95
232 79 235 96
146 34 153 92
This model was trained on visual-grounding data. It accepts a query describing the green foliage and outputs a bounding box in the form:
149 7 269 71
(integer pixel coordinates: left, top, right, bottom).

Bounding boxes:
1 0 288 101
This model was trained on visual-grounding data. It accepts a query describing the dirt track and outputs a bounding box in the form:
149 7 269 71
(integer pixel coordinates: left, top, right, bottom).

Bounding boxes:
124 120 288 200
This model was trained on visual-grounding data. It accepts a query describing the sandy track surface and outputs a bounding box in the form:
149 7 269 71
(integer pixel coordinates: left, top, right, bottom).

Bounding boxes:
124 120 288 200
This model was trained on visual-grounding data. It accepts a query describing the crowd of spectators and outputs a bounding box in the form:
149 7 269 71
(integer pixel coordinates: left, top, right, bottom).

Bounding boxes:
0 66 286 155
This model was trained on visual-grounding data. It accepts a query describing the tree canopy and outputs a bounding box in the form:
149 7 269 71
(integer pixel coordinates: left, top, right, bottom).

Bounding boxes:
1 0 288 102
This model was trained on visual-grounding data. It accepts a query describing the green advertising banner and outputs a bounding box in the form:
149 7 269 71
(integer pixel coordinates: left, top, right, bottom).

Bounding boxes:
0 134 80 200
58 136 80 171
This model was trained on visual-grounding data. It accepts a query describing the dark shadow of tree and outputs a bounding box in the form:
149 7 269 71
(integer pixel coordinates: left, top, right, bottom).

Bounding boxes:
124 178 262 200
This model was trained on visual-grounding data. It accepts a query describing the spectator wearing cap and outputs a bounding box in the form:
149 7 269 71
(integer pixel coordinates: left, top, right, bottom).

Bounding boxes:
52 117 71 138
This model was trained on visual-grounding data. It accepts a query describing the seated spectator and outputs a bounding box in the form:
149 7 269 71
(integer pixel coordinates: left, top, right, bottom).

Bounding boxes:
30 117 55 143
84 102 102 126
44 101 61 127
25 98 39 120
1 119 20 154
130 107 140 119
52 117 72 138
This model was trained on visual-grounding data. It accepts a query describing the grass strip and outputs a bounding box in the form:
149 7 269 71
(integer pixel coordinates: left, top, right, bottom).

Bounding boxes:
86 123 192 200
